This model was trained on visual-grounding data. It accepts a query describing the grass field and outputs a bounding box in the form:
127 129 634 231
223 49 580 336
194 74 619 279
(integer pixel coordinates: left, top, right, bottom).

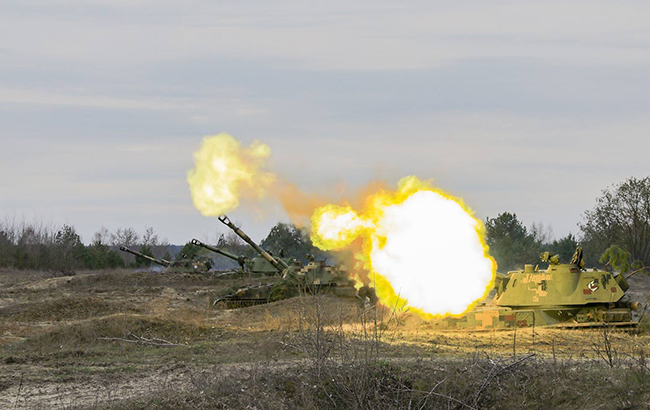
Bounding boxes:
1 268 649 409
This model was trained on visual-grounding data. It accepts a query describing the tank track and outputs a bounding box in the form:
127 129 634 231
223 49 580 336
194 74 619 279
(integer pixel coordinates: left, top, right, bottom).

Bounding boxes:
213 298 270 310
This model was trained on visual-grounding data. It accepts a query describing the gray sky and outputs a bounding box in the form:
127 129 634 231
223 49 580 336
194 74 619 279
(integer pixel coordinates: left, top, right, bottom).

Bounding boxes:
1 0 649 245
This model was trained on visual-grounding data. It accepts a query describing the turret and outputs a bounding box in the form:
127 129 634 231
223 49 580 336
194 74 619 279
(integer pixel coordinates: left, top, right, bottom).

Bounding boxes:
218 215 289 273
119 246 170 267
495 247 627 308
191 238 248 269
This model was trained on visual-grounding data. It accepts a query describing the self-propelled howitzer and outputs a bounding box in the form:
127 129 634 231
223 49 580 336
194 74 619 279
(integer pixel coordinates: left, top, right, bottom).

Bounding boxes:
212 258 360 309
438 247 641 330
192 238 288 276
119 246 170 267
212 216 372 309
191 239 248 270
119 246 211 274
218 215 289 274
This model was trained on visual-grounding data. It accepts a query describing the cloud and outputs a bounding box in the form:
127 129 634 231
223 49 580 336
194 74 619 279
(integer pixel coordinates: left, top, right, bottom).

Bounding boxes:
1 0 650 244
2 1 650 70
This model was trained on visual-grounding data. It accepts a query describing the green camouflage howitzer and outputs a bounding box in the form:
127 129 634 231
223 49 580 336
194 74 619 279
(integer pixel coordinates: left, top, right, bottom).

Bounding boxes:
191 238 248 276
212 215 375 309
218 215 290 273
191 237 290 277
119 246 212 274
119 246 169 267
437 247 642 331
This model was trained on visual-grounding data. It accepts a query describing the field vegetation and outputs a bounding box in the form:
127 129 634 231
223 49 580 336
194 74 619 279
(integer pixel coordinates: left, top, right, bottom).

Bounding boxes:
0 268 649 409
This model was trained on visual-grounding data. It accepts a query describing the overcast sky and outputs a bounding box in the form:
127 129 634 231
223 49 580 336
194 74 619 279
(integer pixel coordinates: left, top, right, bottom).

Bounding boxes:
1 0 649 245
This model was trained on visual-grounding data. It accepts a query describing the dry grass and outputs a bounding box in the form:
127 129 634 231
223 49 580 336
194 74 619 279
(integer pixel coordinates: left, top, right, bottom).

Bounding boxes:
106 354 650 410
0 298 142 322
0 269 649 409
104 297 650 410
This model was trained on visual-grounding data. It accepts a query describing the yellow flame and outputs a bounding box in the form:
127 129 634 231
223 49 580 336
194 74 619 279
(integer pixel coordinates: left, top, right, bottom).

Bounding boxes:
187 133 275 216
311 176 496 318
310 205 373 250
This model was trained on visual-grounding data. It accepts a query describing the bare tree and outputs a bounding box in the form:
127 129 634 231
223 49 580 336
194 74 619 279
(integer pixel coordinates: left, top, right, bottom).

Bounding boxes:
142 226 160 246
110 227 140 247
92 226 110 246
530 222 553 245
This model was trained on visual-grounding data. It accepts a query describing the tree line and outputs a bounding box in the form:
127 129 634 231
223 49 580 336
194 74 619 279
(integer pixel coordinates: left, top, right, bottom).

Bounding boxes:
0 222 172 273
486 176 650 273
0 219 328 274
2 176 649 274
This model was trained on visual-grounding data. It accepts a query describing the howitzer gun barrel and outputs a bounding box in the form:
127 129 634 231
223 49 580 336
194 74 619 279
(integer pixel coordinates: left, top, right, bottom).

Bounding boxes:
218 215 289 272
119 246 170 267
191 239 247 268
625 266 648 280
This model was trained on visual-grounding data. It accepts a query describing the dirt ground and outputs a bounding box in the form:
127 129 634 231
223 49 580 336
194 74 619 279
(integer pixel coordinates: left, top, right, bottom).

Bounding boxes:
0 268 649 409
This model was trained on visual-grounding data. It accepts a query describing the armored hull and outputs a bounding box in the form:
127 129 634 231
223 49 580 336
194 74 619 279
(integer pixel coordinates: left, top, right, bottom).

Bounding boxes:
213 282 359 309
441 305 636 331
164 259 212 274
119 246 211 274
212 214 375 309
437 249 639 330
213 260 361 309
